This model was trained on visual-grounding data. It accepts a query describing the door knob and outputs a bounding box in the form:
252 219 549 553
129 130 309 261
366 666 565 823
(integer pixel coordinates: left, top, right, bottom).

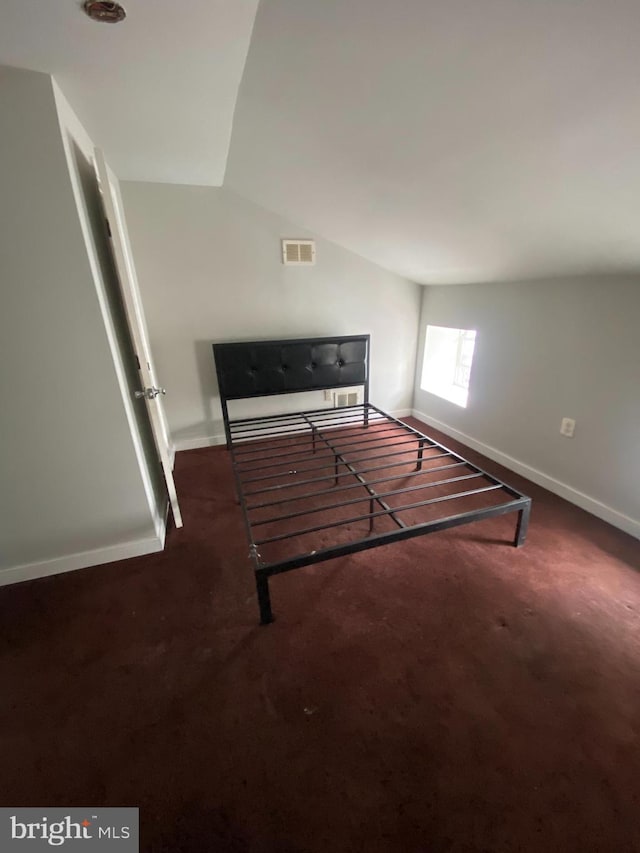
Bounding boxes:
135 386 166 400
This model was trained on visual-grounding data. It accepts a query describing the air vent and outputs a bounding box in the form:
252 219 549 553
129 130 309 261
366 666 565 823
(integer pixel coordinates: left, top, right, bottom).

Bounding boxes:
281 239 316 266
334 390 361 408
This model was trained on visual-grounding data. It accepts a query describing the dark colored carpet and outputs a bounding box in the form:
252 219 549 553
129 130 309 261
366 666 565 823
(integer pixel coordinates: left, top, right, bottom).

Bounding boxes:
1 419 639 853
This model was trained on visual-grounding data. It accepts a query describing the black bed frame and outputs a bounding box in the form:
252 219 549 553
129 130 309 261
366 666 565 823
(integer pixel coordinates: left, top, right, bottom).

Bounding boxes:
212 334 531 624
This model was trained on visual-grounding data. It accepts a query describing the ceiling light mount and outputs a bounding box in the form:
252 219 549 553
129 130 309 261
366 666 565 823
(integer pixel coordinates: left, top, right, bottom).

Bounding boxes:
83 1 126 24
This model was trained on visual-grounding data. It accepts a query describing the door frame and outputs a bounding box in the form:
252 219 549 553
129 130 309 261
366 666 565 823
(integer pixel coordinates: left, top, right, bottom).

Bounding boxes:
94 147 183 529
53 83 170 545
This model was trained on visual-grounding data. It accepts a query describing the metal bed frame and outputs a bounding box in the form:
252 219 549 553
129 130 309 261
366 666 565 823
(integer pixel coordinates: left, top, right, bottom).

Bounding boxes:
213 334 531 624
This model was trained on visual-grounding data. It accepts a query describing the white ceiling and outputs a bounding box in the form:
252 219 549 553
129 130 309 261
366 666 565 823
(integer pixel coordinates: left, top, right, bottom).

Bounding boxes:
225 0 640 284
3 1 640 284
0 0 258 185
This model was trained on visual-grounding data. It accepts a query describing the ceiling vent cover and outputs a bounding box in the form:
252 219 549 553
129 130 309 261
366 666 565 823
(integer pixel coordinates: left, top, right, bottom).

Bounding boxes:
281 239 316 266
83 2 127 23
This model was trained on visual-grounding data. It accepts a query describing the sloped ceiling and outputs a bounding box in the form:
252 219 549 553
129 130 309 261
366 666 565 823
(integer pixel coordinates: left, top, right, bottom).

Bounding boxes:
3 0 640 284
0 0 258 185
226 0 640 284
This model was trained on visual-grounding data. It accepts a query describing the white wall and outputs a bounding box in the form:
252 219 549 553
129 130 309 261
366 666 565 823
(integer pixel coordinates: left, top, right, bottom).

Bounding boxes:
0 67 163 581
120 183 422 449
413 276 640 537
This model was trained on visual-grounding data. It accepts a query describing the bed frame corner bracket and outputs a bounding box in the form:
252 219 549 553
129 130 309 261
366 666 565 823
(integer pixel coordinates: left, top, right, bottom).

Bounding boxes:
255 571 274 625
514 501 531 547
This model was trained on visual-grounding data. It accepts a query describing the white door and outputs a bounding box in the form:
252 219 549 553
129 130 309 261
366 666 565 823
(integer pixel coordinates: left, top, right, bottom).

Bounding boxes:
93 147 183 528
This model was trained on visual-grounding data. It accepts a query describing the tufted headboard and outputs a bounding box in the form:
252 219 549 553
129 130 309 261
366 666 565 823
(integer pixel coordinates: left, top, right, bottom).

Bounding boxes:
212 334 370 446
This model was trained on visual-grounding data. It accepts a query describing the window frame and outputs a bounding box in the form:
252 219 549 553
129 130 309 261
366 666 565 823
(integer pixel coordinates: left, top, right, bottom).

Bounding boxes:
420 324 477 408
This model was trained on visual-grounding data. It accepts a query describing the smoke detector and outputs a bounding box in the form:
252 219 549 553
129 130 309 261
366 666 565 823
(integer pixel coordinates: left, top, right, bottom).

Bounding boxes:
83 2 127 23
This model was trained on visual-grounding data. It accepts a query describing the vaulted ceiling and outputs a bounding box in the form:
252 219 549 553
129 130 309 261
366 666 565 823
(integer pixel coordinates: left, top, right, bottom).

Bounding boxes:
0 0 258 185
225 0 640 283
3 0 640 284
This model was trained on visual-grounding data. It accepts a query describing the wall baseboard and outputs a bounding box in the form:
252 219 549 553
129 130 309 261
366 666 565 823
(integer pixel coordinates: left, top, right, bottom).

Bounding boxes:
0 534 165 588
411 409 640 540
173 409 413 453
174 433 226 452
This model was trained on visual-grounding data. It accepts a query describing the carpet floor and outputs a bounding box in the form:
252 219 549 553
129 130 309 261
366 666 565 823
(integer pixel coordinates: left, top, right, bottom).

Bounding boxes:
1 419 639 852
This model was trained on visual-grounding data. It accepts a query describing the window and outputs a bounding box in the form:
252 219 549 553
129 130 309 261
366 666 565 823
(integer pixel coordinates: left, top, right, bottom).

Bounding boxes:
420 325 476 408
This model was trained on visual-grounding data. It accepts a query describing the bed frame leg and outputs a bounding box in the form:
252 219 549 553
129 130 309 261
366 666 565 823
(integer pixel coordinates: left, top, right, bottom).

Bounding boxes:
514 503 531 547
416 437 424 471
256 573 274 625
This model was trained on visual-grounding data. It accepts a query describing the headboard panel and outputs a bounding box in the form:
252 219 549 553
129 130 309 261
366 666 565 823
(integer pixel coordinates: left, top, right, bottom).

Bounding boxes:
212 334 370 446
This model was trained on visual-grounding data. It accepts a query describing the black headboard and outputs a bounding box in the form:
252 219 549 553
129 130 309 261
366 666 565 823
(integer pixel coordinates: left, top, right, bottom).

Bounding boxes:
212 334 370 446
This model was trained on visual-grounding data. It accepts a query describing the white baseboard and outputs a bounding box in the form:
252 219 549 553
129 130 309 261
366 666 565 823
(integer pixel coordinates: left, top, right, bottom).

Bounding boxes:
0 534 165 588
411 409 640 540
174 433 226 452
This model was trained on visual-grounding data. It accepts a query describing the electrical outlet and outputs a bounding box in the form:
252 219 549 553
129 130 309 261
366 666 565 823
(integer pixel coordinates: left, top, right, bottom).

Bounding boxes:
324 389 333 402
560 417 576 438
